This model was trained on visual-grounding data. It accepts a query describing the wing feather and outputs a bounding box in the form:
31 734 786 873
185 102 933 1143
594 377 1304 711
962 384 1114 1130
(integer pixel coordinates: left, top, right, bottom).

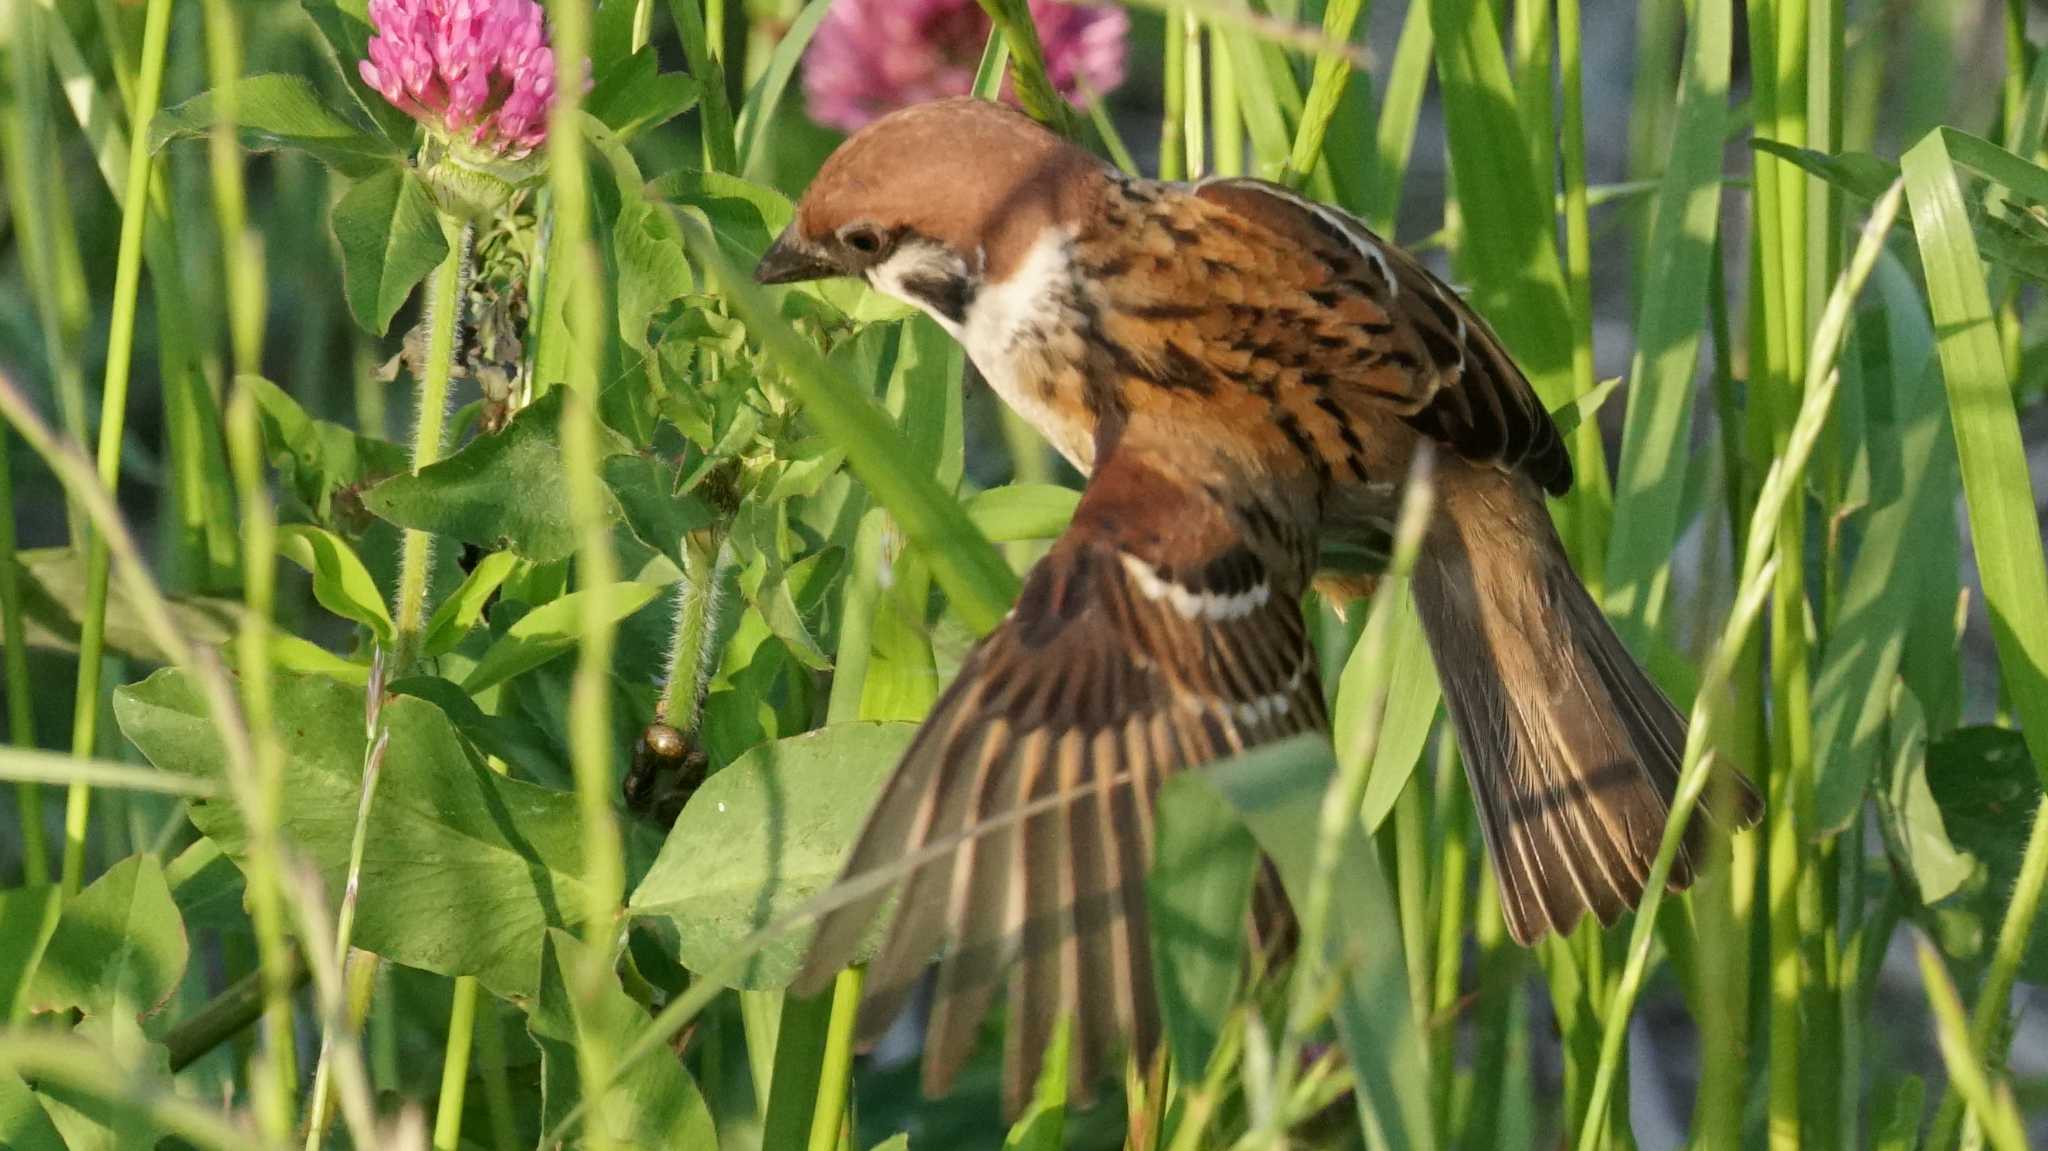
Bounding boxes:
1190 177 1572 496
797 446 1324 1113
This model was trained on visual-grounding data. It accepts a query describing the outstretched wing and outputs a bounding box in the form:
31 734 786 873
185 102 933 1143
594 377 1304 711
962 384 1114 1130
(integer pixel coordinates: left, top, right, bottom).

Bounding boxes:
794 445 1325 1115
1187 177 1573 497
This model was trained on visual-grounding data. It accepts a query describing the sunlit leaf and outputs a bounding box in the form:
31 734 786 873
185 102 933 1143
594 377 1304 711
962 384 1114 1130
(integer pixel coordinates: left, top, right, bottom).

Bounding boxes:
461 580 666 694
628 722 916 988
114 669 622 998
152 74 399 177
364 387 633 565
25 855 187 1020
277 523 394 645
331 166 449 336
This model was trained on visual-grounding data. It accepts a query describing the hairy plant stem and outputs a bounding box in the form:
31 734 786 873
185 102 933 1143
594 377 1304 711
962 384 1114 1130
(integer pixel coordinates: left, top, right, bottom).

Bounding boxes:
656 525 731 732
393 214 474 668
308 208 469 1144
61 0 173 895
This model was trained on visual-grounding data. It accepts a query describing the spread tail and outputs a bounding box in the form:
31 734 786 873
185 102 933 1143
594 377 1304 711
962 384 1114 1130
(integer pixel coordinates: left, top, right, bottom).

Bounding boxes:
1412 468 1763 943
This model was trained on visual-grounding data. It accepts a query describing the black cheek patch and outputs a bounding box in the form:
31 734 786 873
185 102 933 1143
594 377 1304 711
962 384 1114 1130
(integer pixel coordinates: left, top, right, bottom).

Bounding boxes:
898 273 975 324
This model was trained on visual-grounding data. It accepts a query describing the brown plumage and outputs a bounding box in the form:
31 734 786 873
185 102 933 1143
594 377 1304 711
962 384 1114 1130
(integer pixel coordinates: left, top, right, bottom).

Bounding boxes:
757 96 1762 1114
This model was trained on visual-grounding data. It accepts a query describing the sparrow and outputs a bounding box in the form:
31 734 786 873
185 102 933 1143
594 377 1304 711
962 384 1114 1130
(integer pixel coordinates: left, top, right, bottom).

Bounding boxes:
755 96 1762 1113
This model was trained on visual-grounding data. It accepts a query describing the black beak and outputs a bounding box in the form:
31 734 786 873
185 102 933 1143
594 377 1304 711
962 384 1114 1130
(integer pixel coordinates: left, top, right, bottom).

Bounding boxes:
754 227 840 285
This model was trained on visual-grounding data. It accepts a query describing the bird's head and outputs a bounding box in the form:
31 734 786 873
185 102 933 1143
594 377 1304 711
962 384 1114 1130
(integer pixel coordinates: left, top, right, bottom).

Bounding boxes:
754 97 1108 327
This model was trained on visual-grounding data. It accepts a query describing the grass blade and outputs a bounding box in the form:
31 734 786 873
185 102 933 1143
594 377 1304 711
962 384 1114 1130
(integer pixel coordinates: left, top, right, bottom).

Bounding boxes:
1901 130 2048 781
1602 0 1734 650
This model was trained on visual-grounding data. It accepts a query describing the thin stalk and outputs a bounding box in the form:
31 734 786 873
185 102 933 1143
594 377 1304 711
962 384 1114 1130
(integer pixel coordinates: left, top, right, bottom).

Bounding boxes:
5 0 91 545
0 419 38 882
1183 12 1207 179
1802 2 1846 1136
0 25 44 865
805 966 864 1151
1209 24 1242 178
1364 0 1431 235
1160 8 1187 181
282 872 394 1150
2004 0 2029 149
304 669 393 1150
1916 941 2030 1151
550 1 628 1145
974 0 1079 135
1577 176 1906 1151
1697 250 1756 1151
202 0 262 374
431 976 482 1151
1428 740 1466 1141
61 0 173 894
201 0 293 1122
1556 0 1609 585
393 216 472 667
1393 777 1430 1038
225 375 297 1138
1744 2 1804 1145
669 0 737 171
432 710 522 1151
1926 799 2048 1147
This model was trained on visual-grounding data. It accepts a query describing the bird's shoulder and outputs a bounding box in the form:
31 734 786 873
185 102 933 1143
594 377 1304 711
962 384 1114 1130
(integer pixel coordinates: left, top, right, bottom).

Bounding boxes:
1073 175 1573 496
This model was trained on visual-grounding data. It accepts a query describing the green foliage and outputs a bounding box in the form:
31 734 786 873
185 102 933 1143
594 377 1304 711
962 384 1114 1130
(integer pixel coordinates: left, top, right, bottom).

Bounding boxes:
276 523 394 645
530 929 718 1148
114 669 616 997
628 722 915 987
151 74 401 177
1922 727 2048 979
24 855 187 1021
460 579 665 693
364 387 633 564
5 0 2048 1147
331 167 450 335
1148 774 1255 1077
1199 735 1436 1150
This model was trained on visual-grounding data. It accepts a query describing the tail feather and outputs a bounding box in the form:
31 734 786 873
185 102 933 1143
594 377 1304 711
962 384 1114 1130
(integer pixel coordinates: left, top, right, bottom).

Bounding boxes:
1414 467 1763 944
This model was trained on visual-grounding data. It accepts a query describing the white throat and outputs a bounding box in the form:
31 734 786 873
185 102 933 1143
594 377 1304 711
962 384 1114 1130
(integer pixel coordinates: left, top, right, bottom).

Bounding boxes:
871 229 1094 471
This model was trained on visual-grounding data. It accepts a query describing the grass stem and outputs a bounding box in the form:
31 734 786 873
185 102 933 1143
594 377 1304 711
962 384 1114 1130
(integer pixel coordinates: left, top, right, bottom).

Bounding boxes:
60 0 174 896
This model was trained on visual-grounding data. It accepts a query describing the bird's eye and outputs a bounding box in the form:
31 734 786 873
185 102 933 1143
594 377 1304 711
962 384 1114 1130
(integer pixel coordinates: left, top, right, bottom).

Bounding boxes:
841 226 885 256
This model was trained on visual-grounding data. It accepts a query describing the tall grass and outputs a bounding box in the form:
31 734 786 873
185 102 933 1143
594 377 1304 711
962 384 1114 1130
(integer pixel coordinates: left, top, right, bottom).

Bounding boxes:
0 1 2045 1149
